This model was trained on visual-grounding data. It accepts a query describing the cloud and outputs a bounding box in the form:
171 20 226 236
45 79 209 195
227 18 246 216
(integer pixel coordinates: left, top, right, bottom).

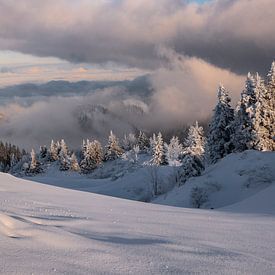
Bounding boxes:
0 67 14 73
0 0 274 73
145 47 245 130
0 49 245 149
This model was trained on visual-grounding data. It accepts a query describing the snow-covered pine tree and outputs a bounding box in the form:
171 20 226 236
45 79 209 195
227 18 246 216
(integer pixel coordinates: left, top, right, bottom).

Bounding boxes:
81 140 103 173
122 133 137 151
39 145 48 160
70 153 80 172
59 139 70 171
91 140 103 167
254 74 274 151
233 73 271 151
30 149 37 171
184 121 205 159
207 85 235 163
164 136 183 166
105 131 123 161
27 149 42 175
265 61 275 150
149 133 157 155
137 131 149 152
49 140 59 161
81 140 94 173
152 132 165 166
179 122 206 185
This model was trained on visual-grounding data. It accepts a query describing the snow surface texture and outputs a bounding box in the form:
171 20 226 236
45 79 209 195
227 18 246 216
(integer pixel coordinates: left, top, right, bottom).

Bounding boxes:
1 167 275 274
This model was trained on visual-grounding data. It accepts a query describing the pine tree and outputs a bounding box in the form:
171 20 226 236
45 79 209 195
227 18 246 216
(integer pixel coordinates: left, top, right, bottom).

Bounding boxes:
152 132 165 166
59 139 70 171
265 61 275 150
70 153 80 172
30 149 37 171
39 145 48 160
137 131 149 151
180 154 204 185
149 133 157 155
164 136 183 166
50 140 59 161
184 121 205 159
122 133 137 151
179 122 206 184
233 73 272 151
207 85 235 163
105 131 123 161
0 141 24 172
27 149 42 175
91 140 104 167
81 139 103 173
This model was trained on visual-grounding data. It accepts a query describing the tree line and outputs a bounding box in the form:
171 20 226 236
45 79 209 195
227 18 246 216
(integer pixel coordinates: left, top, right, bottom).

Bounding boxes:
1 62 274 186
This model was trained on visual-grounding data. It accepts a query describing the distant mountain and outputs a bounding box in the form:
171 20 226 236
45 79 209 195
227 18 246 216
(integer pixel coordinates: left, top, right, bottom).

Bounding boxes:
0 75 153 106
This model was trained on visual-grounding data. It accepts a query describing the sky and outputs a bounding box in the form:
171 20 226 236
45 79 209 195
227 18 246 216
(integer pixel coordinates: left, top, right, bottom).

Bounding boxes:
0 0 274 148
0 0 274 86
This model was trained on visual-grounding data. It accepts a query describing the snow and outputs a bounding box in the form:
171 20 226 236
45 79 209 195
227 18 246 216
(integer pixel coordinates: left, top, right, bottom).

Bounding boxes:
155 150 275 210
1 165 275 274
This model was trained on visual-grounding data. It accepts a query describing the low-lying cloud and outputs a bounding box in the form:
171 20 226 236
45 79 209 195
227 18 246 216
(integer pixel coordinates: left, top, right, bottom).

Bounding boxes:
0 50 245 149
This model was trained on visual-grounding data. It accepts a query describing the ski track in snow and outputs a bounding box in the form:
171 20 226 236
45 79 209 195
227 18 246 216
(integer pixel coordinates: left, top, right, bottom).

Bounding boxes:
1 172 275 274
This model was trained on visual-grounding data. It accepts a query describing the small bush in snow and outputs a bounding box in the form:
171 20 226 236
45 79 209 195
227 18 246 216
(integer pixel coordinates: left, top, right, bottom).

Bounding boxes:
191 186 208 208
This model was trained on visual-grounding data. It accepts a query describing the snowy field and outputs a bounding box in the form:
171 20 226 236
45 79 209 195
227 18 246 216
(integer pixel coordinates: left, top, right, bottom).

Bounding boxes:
1 171 275 274
21 150 275 210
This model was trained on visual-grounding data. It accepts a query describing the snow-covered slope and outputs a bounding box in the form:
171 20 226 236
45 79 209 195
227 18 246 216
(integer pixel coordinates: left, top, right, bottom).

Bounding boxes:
1 172 275 274
154 150 275 210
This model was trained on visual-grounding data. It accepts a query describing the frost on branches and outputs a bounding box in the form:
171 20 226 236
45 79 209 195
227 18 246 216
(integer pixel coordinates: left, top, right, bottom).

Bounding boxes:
137 131 149 152
105 131 123 161
81 139 103 173
70 153 80 172
233 73 272 151
266 61 275 150
184 121 205 159
180 122 206 185
207 85 234 164
59 139 70 171
26 149 42 175
151 132 165 166
165 136 183 166
122 133 137 151
49 140 59 162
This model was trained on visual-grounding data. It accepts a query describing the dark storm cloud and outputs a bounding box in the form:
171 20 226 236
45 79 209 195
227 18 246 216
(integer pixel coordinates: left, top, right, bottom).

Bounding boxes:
0 0 274 74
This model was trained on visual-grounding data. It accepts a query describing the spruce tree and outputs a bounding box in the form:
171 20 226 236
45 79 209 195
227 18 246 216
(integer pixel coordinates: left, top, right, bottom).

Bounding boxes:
27 149 42 175
265 61 275 150
152 132 165 166
59 139 70 171
207 85 234 163
184 121 205 159
81 140 103 173
137 131 149 152
233 73 272 151
39 145 48 160
164 136 183 166
149 133 157 156
122 133 137 151
70 153 80 172
105 131 123 161
179 122 205 184
50 140 59 161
